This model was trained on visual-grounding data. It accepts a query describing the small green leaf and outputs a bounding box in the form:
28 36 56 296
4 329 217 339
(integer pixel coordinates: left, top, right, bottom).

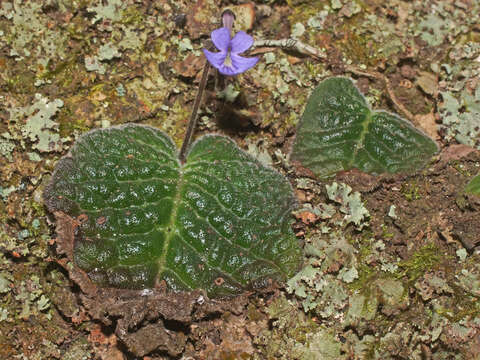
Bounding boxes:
465 174 480 195
44 124 301 297
291 77 439 178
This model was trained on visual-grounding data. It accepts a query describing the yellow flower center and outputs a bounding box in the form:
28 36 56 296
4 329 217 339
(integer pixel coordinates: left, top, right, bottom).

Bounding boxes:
224 52 232 67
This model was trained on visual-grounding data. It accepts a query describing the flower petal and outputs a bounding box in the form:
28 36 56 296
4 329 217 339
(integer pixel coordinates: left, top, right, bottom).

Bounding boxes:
230 31 254 54
216 64 239 76
203 49 227 69
230 53 259 74
210 27 231 52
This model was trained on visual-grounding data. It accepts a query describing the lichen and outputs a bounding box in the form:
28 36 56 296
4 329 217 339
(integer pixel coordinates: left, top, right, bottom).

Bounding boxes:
254 294 344 360
0 137 15 161
439 88 480 150
325 182 370 230
0 0 68 63
87 0 126 24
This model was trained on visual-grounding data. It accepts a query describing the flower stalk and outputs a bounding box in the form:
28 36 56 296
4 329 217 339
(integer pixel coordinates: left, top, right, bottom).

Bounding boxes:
179 59 210 164
179 9 259 163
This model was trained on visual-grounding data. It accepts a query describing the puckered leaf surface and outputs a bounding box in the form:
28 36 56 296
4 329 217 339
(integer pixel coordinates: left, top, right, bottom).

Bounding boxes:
44 124 301 297
291 77 439 178
465 174 480 195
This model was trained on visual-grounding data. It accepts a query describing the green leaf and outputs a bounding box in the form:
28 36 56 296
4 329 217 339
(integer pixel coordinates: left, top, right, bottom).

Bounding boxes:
465 174 480 195
44 124 301 297
291 77 439 178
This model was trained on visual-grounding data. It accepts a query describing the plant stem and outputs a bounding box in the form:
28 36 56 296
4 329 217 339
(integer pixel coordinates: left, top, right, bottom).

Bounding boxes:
179 60 210 163
179 10 235 163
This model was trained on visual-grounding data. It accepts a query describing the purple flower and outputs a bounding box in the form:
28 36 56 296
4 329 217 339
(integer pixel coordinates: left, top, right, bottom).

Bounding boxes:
203 27 259 76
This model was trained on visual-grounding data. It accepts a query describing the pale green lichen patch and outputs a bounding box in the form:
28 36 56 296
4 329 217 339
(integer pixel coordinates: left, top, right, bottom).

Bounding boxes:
287 233 353 315
19 95 64 153
254 294 343 360
87 0 126 24
440 87 480 150
0 137 15 161
325 182 370 230
0 0 68 60
2 94 64 160
98 43 121 61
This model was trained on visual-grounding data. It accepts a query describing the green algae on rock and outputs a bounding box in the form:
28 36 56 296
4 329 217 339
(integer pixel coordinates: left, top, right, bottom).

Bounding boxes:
44 124 301 297
291 77 439 178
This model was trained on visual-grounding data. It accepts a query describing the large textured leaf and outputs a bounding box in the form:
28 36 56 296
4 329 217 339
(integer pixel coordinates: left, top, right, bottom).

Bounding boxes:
44 124 301 297
291 77 439 178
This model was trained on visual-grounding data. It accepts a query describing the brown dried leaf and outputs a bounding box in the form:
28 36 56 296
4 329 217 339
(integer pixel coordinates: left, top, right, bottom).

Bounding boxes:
186 0 217 39
173 53 204 78
414 110 439 141
230 3 255 31
416 71 438 96
440 144 476 163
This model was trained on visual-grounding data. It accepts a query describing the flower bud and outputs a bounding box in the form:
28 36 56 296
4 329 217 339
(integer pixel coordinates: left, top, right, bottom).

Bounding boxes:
221 9 235 32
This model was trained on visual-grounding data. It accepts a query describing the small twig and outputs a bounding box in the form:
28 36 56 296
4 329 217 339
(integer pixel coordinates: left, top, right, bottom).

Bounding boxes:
253 38 326 59
254 37 415 122
344 65 379 80
383 75 415 121
345 64 415 122
179 60 210 163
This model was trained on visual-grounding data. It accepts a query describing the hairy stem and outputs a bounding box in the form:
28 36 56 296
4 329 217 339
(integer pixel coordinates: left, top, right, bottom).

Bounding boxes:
179 60 210 163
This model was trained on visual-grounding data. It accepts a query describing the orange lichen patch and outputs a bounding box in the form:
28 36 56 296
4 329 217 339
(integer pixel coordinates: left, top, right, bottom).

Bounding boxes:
295 189 314 202
294 211 317 225
77 213 88 224
88 324 110 345
96 216 107 225
91 324 135 360
287 55 302 65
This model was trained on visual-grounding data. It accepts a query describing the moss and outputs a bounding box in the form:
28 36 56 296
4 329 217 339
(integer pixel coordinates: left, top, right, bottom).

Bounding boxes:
39 56 82 85
400 180 422 201
120 5 144 26
287 1 328 25
349 263 377 293
451 161 473 177
337 28 381 67
5 70 37 95
255 295 323 359
247 303 264 322
380 224 394 239
396 244 442 284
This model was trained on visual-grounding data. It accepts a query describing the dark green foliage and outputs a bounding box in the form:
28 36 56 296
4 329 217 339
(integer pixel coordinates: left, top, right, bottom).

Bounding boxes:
291 77 439 178
44 124 301 297
465 174 480 195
